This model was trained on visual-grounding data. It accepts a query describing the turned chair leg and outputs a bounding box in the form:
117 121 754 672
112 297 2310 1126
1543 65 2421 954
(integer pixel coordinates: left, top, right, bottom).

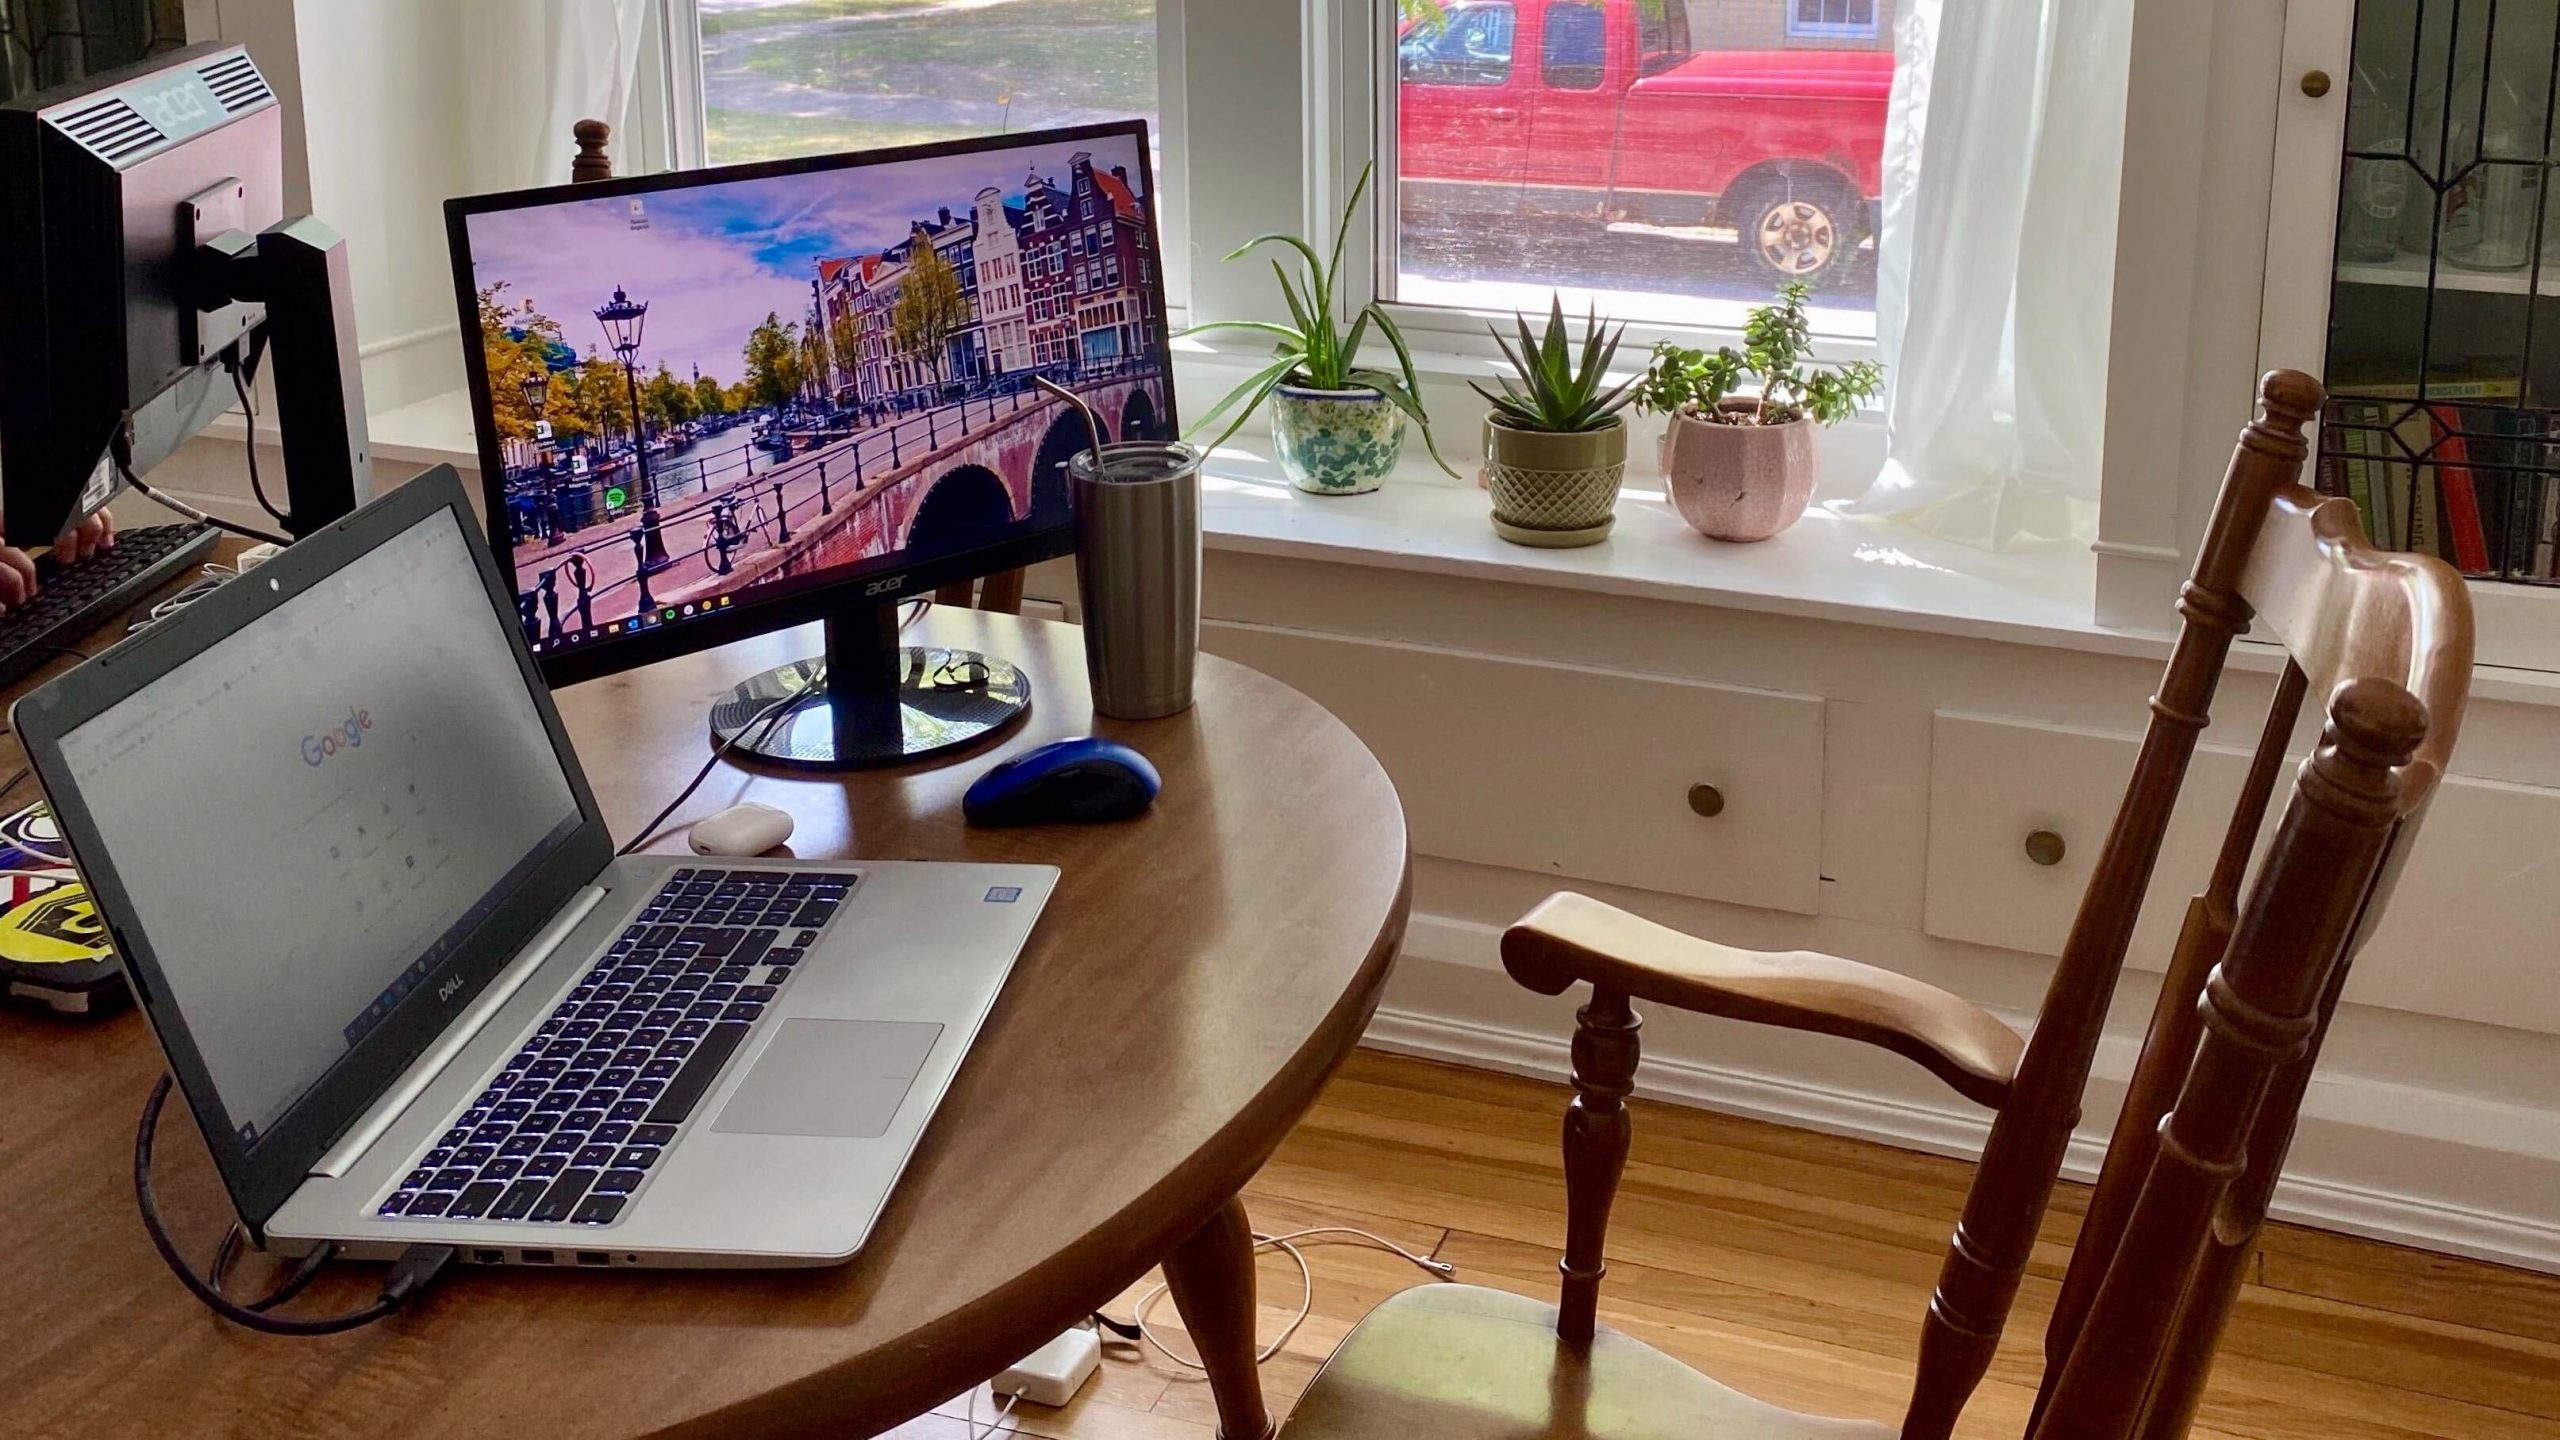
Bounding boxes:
1557 988 1639 1347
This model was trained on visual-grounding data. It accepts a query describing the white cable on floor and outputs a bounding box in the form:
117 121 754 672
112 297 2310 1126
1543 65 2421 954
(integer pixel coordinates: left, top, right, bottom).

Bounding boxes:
964 1387 1022 1440
1119 1226 1455 1372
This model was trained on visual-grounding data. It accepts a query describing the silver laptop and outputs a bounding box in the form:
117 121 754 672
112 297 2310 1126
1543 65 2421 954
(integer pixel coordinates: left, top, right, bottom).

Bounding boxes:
15 471 1053 1268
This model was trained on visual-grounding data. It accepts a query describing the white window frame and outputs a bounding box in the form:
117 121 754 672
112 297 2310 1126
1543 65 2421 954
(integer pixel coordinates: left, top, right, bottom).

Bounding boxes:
1786 0 1880 43
1306 0 1881 368
650 0 1189 320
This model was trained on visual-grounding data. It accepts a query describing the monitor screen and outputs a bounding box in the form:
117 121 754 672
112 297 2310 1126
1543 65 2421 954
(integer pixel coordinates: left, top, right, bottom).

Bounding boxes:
448 123 1173 678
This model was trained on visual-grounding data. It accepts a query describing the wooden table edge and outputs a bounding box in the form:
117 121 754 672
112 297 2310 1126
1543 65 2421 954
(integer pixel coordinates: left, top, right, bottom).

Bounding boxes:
666 851 1414 1438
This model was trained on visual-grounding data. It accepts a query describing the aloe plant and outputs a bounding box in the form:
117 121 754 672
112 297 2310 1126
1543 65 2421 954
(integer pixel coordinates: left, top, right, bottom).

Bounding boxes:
1473 297 1637 434
1183 162 1455 475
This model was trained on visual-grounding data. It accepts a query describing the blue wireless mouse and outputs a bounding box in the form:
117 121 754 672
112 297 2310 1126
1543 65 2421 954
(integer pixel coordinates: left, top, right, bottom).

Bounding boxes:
963 737 1161 827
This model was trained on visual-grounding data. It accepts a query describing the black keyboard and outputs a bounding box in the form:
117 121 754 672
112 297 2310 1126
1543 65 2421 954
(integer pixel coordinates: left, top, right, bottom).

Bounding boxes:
376 866 858 1228
0 523 220 688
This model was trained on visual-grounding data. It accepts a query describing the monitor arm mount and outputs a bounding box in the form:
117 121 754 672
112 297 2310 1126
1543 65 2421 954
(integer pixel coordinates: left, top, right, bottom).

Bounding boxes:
198 217 371 538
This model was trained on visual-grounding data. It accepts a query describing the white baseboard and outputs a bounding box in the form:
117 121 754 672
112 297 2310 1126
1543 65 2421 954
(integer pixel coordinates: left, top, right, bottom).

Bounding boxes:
1362 941 2560 1276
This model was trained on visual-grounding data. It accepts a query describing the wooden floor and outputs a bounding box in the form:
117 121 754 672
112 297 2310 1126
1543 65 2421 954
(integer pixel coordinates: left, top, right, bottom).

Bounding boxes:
891 1050 2560 1440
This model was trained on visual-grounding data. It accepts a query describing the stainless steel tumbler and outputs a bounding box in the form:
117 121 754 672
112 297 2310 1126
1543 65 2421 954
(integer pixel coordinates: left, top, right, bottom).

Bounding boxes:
1070 440 1202 719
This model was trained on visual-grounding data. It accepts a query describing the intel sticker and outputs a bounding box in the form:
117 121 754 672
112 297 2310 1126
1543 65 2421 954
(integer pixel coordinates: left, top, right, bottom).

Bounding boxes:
984 886 1022 904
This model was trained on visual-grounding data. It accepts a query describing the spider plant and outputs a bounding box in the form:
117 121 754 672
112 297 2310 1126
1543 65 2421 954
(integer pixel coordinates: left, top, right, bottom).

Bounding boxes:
1473 298 1638 433
1182 162 1456 476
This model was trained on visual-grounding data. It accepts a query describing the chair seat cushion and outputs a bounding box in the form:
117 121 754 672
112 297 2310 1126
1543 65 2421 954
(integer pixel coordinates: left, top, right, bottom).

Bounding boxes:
1280 1284 1900 1440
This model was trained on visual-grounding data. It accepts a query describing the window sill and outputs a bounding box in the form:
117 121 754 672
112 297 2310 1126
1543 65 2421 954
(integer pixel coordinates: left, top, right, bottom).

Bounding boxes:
301 384 2560 705
1194 440 2133 657
305 383 2114 654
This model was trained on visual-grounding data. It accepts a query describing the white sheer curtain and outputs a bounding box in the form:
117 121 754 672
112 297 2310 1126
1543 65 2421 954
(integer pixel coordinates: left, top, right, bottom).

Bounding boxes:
457 0 655 192
1843 0 2136 550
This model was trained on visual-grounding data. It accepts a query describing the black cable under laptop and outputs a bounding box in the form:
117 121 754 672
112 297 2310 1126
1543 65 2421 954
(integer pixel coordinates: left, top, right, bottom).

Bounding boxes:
135 1075 457 1335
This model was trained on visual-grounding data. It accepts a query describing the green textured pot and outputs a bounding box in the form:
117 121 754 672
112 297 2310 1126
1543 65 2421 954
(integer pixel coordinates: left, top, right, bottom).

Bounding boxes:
1269 384 1405 495
1483 416 1627 547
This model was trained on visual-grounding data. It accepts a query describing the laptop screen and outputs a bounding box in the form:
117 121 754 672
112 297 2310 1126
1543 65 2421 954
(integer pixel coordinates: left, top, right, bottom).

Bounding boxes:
52 506 583 1148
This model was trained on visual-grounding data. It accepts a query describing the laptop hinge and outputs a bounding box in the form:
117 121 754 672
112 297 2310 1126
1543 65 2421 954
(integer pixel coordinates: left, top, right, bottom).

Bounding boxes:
311 884 608 1179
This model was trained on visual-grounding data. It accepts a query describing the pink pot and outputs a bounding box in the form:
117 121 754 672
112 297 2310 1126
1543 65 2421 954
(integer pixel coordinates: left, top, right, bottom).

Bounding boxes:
1657 400 1819 542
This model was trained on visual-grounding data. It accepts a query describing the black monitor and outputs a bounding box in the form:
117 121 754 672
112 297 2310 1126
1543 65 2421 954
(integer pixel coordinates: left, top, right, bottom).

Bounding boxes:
446 121 1175 771
0 41 370 547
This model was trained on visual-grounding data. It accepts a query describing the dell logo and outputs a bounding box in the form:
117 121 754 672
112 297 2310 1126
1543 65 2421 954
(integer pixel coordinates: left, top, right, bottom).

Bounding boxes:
865 576 906 597
437 975 463 1003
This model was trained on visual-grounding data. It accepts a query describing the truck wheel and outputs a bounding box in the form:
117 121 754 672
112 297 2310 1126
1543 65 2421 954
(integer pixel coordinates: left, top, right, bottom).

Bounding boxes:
1738 178 1855 283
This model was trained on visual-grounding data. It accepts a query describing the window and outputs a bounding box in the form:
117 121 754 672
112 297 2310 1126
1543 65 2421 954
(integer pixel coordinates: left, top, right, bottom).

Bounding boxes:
1635 1 1689 77
1788 0 1879 42
1396 2 1515 88
688 0 1157 165
1384 0 1890 338
1539 3 1605 91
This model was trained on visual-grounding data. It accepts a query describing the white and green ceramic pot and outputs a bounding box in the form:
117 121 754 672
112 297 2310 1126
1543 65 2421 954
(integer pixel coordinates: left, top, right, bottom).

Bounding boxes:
1482 416 1627 547
1268 383 1405 495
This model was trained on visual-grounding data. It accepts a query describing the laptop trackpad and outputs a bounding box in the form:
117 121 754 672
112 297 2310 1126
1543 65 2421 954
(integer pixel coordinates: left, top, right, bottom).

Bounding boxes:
711 1019 944 1139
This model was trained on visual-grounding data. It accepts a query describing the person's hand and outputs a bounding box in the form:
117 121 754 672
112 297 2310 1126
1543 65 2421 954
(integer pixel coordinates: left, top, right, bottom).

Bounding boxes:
54 508 116 566
0 544 33 614
0 508 116 614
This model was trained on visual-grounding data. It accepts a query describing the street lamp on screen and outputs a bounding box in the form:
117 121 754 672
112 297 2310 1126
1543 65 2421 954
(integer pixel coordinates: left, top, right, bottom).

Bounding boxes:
595 284 653 506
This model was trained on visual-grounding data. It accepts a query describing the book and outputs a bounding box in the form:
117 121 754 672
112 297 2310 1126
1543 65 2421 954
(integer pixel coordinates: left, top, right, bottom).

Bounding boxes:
2421 404 2487 574
2331 398 2390 541
2539 474 2560 576
2328 369 2526 402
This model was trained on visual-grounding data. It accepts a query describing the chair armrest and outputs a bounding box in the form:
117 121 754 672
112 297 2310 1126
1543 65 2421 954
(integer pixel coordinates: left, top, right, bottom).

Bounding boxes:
1502 892 2023 1109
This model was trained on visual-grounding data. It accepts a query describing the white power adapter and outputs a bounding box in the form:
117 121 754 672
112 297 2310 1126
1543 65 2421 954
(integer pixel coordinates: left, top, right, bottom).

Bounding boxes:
992 1325 1102 1408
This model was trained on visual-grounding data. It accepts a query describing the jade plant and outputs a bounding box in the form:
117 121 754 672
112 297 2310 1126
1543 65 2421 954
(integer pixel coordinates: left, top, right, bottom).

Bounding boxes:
1183 162 1455 474
1473 297 1638 433
1634 281 1884 426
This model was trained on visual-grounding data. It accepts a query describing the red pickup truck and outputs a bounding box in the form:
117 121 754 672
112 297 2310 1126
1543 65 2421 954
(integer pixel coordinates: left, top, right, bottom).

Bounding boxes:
1397 0 1890 283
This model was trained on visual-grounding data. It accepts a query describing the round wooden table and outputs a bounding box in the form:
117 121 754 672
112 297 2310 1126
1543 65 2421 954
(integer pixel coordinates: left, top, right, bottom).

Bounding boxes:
0 607 1410 1440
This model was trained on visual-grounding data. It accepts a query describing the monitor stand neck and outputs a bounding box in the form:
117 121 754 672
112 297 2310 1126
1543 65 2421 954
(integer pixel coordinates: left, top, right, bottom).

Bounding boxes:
705 595 1031 771
202 216 371 537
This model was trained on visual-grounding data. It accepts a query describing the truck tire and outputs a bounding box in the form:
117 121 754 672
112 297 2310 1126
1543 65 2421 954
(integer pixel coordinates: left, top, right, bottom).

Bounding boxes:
1735 175 1858 284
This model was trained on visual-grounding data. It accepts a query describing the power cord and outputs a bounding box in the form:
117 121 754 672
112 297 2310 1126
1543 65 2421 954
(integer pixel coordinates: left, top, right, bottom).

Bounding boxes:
963 1388 1022 1440
615 678 822 856
229 333 290 526
116 455 292 548
613 597 935 857
1101 1226 1455 1371
135 1074 456 1335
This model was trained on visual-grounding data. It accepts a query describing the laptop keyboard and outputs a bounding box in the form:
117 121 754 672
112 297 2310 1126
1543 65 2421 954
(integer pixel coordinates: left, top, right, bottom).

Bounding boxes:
375 866 857 1228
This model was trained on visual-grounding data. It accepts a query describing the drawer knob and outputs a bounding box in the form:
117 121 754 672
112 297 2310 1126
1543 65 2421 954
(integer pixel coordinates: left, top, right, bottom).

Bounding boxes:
2300 69 2332 98
2024 830 2067 867
1687 783 1725 818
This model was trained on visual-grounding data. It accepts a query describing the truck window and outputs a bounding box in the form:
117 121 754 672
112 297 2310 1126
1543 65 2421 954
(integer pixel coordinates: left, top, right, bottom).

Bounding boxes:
1635 0 1691 77
1540 3 1607 91
1398 3 1516 88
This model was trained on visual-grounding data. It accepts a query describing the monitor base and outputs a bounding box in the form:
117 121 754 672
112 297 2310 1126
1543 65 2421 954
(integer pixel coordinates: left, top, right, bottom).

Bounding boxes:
705 603 1029 771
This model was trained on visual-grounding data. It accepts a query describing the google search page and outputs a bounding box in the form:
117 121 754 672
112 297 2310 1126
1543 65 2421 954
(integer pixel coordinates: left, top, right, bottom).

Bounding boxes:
57 511 582 1145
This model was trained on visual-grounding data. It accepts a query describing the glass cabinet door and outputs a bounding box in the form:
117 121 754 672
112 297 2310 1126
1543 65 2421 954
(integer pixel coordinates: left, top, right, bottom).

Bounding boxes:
2322 0 2560 586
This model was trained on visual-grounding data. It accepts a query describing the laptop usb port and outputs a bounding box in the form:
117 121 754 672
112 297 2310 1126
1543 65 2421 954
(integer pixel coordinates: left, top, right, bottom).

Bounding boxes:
472 1248 505 1264
576 1250 611 1267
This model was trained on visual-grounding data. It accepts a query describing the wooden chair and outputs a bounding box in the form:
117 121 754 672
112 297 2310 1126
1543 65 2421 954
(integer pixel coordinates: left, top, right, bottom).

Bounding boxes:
1275 369 2474 1440
569 119 1029 616
933 568 1027 614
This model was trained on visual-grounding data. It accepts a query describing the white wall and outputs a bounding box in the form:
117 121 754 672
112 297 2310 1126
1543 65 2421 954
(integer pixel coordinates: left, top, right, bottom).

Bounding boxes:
284 1 472 413
200 0 611 417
